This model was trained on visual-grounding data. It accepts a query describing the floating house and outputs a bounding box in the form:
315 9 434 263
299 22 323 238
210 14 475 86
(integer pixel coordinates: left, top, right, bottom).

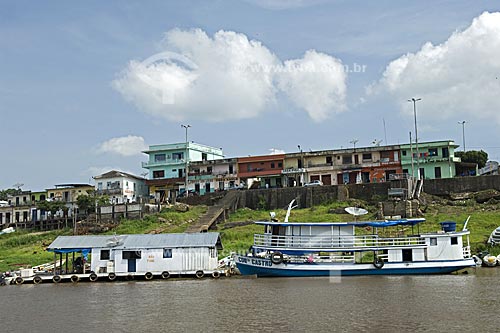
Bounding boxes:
46 233 223 281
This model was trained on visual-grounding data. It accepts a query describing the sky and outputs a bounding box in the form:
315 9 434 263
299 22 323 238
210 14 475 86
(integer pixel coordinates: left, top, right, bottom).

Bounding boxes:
2 0 500 191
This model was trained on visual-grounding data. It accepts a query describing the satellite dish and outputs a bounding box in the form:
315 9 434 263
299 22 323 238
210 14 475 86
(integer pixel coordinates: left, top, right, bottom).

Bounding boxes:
345 207 368 216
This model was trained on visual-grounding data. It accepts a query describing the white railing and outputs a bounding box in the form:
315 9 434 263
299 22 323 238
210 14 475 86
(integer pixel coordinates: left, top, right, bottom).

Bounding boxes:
289 254 355 263
462 246 471 258
254 234 425 250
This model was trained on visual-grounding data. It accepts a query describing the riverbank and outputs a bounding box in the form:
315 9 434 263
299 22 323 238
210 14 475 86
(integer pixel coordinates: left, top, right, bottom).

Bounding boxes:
1 199 499 272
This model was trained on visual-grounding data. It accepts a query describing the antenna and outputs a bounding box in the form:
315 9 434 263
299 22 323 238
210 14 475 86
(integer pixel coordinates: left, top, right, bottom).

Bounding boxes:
372 139 383 146
13 183 24 190
349 139 359 150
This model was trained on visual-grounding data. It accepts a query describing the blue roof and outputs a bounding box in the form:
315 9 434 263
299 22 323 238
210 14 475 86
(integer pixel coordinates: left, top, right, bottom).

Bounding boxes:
255 218 426 228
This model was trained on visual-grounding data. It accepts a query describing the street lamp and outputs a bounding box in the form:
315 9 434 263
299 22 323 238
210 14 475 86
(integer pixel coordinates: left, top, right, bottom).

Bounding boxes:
408 98 422 179
181 124 191 196
458 121 466 152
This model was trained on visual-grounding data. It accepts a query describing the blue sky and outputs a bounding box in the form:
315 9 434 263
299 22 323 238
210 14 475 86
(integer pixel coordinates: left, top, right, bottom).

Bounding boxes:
2 0 500 190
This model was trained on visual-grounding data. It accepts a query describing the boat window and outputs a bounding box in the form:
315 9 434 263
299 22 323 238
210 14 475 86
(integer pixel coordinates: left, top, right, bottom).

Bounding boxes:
402 249 413 262
430 238 437 246
100 250 110 260
163 248 173 258
209 247 217 258
123 251 141 259
450 237 458 245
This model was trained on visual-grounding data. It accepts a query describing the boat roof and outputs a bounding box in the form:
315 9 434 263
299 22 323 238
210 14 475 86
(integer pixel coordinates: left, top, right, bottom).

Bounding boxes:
255 218 426 228
47 233 222 253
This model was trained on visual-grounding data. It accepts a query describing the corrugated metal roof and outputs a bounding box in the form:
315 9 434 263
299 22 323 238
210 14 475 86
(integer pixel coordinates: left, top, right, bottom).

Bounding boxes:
47 233 221 251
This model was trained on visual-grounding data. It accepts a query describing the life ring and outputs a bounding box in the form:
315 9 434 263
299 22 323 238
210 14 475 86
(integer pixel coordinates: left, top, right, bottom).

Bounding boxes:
145 272 153 280
161 271 170 279
195 270 204 279
126 274 134 281
271 251 284 265
70 275 79 283
89 273 98 282
33 275 42 284
211 271 220 279
15 276 24 285
53 275 61 283
108 273 117 281
373 257 384 269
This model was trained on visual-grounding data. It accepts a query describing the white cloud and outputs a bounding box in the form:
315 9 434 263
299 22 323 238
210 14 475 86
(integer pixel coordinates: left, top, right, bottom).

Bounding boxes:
113 29 347 123
96 135 148 157
368 12 500 123
269 148 285 155
277 50 347 122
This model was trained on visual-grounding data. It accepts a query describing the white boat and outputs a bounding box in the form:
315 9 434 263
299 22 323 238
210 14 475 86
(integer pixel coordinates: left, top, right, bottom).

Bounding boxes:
487 226 500 245
482 255 498 267
235 201 475 277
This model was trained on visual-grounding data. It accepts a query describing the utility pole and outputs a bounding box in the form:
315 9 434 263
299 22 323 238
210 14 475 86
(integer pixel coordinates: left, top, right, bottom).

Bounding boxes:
408 98 422 179
458 121 466 152
181 124 191 196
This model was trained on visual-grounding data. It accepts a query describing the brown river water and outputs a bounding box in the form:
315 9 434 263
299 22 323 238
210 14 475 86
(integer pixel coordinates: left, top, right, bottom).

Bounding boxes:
1 268 499 333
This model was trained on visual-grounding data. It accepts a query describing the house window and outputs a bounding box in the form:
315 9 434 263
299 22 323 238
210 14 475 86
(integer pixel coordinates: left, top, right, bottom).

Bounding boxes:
326 156 333 164
428 148 438 157
101 250 110 260
163 248 172 258
403 169 408 175
97 182 102 190
434 167 442 179
402 150 407 156
153 170 165 179
442 147 449 158
419 168 425 179
154 154 166 162
271 162 275 168
362 153 372 161
172 152 184 160
207 166 213 173
450 237 458 245
23 211 28 222
278 162 283 168
342 155 352 164
122 251 141 259
430 238 437 246
202 153 207 161
229 165 234 174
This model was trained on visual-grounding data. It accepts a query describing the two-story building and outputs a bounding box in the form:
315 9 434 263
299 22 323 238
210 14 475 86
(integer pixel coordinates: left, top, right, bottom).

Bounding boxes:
189 158 239 194
94 170 149 204
400 140 461 179
142 142 224 201
238 154 285 188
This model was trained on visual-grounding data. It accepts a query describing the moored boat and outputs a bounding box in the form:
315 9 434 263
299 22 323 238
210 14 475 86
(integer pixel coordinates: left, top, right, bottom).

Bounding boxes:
235 201 475 277
487 226 500 245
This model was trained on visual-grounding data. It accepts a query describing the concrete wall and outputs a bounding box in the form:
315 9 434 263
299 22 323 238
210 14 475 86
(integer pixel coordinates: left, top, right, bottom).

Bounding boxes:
423 175 500 196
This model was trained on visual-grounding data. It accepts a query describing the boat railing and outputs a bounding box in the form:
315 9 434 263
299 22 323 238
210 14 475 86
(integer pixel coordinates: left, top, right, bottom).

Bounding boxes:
254 234 425 249
289 254 355 263
462 246 471 258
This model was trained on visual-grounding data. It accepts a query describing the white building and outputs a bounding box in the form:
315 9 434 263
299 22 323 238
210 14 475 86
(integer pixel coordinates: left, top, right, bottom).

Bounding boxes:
94 170 149 204
47 233 223 277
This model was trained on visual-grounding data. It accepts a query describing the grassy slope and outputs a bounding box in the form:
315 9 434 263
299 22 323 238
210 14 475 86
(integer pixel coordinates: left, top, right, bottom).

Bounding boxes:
1 201 499 272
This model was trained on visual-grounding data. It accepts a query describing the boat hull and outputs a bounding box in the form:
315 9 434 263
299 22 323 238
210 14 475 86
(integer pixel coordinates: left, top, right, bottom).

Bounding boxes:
235 256 476 277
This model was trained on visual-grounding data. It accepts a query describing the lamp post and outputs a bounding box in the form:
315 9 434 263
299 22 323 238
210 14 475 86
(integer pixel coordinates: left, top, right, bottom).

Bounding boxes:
458 121 466 152
298 145 303 186
181 124 191 196
408 98 422 179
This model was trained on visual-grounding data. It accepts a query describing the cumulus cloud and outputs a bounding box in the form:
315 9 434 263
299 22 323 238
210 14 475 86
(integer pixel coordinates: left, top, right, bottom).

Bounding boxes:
97 135 148 156
368 12 500 123
277 50 347 121
113 29 347 123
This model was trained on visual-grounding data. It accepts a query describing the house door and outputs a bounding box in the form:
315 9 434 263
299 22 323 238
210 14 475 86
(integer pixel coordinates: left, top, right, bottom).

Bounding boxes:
321 174 332 185
205 182 211 193
128 259 136 272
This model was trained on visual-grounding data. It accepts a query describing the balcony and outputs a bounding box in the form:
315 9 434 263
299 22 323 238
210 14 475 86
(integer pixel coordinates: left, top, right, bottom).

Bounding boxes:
142 159 185 168
96 188 122 195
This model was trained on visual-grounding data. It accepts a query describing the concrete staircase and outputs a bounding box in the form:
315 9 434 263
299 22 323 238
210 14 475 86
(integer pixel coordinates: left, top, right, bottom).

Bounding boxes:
186 191 240 233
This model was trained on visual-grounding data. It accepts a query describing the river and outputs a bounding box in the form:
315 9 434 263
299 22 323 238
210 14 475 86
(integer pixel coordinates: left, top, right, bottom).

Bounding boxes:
1 268 498 332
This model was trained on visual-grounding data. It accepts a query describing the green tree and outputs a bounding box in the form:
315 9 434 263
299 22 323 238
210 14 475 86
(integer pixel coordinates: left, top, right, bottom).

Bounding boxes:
0 188 21 200
455 150 488 168
37 200 68 215
76 191 110 216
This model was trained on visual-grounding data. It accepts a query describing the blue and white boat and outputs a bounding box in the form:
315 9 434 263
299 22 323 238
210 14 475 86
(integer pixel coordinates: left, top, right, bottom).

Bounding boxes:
235 202 475 277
